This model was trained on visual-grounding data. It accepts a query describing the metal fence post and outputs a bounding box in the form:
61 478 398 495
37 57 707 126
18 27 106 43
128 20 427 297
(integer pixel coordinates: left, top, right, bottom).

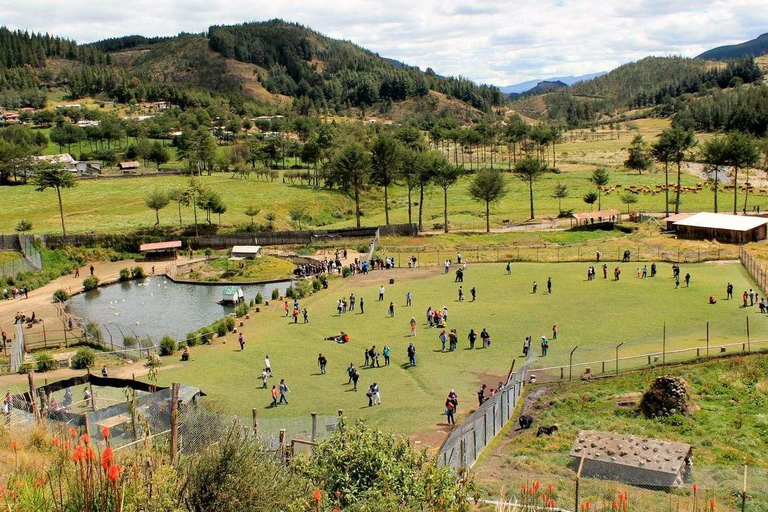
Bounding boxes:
170 382 180 464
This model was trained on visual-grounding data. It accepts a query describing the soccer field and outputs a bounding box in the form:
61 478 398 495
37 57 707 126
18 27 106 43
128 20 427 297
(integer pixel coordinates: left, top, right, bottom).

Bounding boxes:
153 260 766 441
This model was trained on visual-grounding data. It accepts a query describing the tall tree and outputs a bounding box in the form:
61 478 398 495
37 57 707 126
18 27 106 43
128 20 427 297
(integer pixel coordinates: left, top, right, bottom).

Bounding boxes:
583 191 598 210
168 188 190 226
327 143 371 228
724 131 759 214
32 163 76 237
432 161 463 233
468 168 509 232
624 135 652 175
619 192 638 214
590 168 611 210
663 126 697 214
552 183 568 214
370 136 402 226
145 189 170 227
244 206 261 228
701 136 729 213
512 156 548 219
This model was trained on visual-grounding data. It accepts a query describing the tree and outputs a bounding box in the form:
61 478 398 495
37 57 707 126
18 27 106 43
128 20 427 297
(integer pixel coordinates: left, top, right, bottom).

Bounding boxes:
370 135 402 225
32 163 76 237
590 168 611 210
148 141 170 169
244 206 260 228
619 192 638 214
145 189 170 227
187 178 204 235
433 162 463 233
651 135 674 217
662 126 697 215
468 168 508 232
326 143 371 228
512 156 547 219
624 135 652 174
15 219 32 233
724 131 759 214
552 183 568 214
701 136 729 213
583 191 598 210
289 205 309 230
168 188 190 226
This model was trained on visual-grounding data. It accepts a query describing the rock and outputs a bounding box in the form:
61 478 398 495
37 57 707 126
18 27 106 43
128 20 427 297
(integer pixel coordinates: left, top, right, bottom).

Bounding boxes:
639 376 694 419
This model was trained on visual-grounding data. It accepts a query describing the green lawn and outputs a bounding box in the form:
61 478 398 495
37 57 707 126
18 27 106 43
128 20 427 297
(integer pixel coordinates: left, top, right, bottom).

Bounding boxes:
181 254 297 282
148 260 766 442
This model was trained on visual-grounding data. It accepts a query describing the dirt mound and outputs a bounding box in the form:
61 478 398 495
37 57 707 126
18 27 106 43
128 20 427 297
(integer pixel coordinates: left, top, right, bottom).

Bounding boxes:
639 376 694 418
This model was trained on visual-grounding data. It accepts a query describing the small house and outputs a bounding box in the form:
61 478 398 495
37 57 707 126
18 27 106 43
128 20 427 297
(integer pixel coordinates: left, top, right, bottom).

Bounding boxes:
664 212 693 231
139 240 182 260
118 161 140 171
230 245 262 260
75 160 102 176
570 430 692 488
221 286 244 304
570 209 621 230
673 212 768 243
31 154 77 173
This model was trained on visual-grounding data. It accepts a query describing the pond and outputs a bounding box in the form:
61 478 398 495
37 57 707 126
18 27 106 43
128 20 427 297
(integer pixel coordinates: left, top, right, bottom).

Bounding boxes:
66 276 291 344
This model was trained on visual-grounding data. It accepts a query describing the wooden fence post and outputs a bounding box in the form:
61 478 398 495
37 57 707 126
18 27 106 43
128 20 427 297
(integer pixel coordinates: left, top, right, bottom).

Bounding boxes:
252 408 259 437
311 412 317 442
279 429 286 461
82 413 90 438
170 383 180 464
27 370 39 421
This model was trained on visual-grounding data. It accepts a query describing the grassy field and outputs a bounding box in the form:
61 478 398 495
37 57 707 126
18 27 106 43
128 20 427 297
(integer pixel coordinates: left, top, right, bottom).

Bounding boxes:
145 260 766 443
2 119 764 235
474 353 768 510
178 254 297 282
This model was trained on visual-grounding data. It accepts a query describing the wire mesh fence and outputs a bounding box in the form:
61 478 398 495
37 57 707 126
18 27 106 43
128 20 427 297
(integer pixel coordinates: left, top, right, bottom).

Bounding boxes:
740 246 768 295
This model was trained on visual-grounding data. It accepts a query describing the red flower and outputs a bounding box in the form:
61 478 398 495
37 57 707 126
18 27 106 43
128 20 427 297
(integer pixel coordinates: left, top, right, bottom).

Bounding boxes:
533 480 540 492
80 434 89 445
101 447 113 469
107 464 121 483
52 437 59 447
709 497 716 511
692 483 699 493
72 445 85 464
547 483 554 493
10 440 17 452
613 501 619 510
313 490 322 502
548 499 556 508
69 428 77 437
101 427 110 439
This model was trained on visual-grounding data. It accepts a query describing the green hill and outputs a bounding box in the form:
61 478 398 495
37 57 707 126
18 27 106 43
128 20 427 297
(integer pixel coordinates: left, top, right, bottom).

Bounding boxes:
698 32 768 61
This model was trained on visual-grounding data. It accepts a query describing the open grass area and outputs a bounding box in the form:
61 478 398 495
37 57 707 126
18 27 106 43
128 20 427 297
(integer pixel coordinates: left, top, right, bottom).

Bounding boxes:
146 260 765 444
179 254 296 282
474 353 768 510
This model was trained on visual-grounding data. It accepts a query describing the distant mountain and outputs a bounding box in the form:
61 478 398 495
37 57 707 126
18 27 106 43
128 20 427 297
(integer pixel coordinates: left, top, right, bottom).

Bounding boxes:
698 33 768 61
508 80 568 99
500 72 605 94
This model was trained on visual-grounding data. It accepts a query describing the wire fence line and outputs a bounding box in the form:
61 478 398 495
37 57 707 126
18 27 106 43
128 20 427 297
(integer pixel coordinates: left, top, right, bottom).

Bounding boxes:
740 246 768 295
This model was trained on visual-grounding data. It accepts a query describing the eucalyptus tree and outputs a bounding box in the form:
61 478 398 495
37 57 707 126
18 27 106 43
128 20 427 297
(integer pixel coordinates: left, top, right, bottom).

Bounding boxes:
468 168 509 232
513 156 548 219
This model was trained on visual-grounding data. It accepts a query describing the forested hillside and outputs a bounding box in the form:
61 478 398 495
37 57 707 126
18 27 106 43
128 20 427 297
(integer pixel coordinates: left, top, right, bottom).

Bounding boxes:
698 33 768 61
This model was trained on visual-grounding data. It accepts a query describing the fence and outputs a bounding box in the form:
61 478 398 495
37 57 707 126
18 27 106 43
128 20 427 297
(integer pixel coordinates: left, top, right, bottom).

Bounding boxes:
439 360 531 470
740 246 767 295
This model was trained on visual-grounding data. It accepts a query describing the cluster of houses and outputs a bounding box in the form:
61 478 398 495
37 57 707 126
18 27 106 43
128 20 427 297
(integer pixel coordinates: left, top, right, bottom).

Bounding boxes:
23 154 144 177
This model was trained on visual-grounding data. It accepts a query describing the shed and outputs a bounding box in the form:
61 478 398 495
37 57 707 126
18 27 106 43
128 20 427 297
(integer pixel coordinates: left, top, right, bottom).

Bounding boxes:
673 212 768 243
664 212 693 231
139 240 181 260
221 286 244 304
570 209 621 229
570 430 692 488
230 245 262 259
118 161 140 170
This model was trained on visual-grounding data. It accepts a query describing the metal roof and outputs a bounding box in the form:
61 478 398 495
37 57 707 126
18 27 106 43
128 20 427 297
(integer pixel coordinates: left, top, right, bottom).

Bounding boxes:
673 212 768 232
570 430 691 475
231 245 262 254
139 240 182 252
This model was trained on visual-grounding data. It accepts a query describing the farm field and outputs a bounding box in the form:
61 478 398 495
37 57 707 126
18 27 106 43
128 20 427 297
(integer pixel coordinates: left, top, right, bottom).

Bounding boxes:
148 260 767 443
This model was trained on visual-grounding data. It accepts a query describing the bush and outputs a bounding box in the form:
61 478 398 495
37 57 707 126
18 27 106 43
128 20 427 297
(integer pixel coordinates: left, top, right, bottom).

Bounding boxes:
255 292 263 304
35 352 55 372
119 268 131 281
312 279 321 291
215 322 227 337
53 289 69 302
199 327 214 344
82 276 99 291
17 363 34 374
285 285 295 299
271 288 279 300
204 248 213 257
72 348 95 369
357 244 369 253
235 303 249 318
185 332 199 347
249 299 255 307
159 335 177 356
131 266 146 279
225 316 236 331
123 335 138 347
342 267 352 278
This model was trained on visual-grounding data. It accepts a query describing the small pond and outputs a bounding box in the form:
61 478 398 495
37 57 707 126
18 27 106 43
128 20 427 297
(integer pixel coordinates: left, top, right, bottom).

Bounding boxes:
66 276 291 344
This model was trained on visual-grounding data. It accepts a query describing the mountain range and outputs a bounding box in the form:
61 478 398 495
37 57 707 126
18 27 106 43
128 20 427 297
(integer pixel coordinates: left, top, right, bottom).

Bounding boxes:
499 73 606 94
698 32 768 61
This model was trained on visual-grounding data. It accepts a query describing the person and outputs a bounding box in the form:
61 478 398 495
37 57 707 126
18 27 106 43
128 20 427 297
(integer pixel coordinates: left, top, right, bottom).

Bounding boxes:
366 384 376 407
540 336 549 356
444 260 450 273
373 382 381 405
727 282 734 300
347 363 356 383
2 392 10 424
410 317 417 336
351 369 360 391
284 301 289 317
458 286 464 301
407 343 417 366
675 274 680 288
364 348 370 367
238 333 245 351
303 308 309 323
62 388 72 412
264 356 272 376
181 346 190 361
292 307 299 323
1 331 7 347
151 265 155 275
596 250 601 262
477 384 487 406
449 329 458 351
749 289 755 306
383 345 391 366
318 353 327 374
603 264 608 279
349 293 356 311
271 385 279 407
552 324 558 340
547 277 552 294
359 297 365 314
506 262 511 274
685 273 691 287
89 264 94 276
523 336 531 357
101 365 109 377
614 267 621 281
468 329 477 349
480 328 491 348
448 389 459 412
455 268 463 282
261 369 268 389
442 305 448 322
446 398 456 425
278 379 289 404
388 302 395 317
74 268 80 278
642 265 648 279
532 281 538 293
83 387 92 408
379 285 385 301
651 263 657 277
470 287 476 301
457 252 462 264
439 330 447 352
743 290 749 307
710 296 718 305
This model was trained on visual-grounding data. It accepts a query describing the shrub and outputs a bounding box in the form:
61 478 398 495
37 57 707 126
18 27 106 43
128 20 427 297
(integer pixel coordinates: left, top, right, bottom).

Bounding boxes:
53 289 69 302
342 267 352 278
249 299 255 307
271 288 279 300
225 316 236 331
123 335 138 347
131 266 146 279
35 352 55 372
215 322 227 337
72 348 95 369
82 276 99 291
159 335 177 356
204 248 213 257
312 279 321 291
357 244 369 253
285 285 295 299
185 332 199 347
119 268 131 281
17 363 34 374
199 327 214 344
235 303 249 318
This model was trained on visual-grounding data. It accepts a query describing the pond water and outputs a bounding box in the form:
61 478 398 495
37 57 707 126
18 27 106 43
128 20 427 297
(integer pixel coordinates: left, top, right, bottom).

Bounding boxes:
66 276 291 344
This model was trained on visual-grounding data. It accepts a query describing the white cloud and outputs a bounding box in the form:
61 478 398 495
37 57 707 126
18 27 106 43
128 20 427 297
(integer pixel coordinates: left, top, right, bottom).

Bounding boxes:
2 0 767 86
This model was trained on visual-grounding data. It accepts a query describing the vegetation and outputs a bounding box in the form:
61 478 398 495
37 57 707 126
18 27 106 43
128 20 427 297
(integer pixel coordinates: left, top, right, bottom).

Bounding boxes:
31 163 77 237
118 268 130 281
159 335 177 356
71 347 95 369
34 352 55 372
82 276 99 290
53 288 69 302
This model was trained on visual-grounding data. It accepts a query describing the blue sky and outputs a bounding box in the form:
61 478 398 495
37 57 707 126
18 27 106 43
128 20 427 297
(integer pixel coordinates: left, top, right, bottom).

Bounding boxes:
2 0 767 85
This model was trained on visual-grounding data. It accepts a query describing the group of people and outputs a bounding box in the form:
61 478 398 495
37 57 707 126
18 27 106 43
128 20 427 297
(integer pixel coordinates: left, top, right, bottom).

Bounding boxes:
3 286 28 300
284 299 309 323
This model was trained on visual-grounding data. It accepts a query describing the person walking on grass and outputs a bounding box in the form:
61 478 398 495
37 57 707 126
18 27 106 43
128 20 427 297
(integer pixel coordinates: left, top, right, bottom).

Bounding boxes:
468 328 477 349
303 308 309 323
379 285 385 301
750 289 755 306
238 332 245 351
506 262 511 274
445 398 456 425
318 353 327 374
439 330 447 352
347 363 355 383
389 302 395 317
458 286 464 301
271 385 279 407
406 291 412 307
260 369 268 389
685 273 691 287
552 324 558 340
470 287 477 301
480 328 491 348
383 345 391 366
442 305 448 322
278 379 289 404
284 301 289 317
540 336 549 356
532 281 538 293
410 317 417 336
675 274 680 289
349 293 356 311
547 277 552 294
727 282 733 300
523 336 531 357
359 297 365 314
407 343 417 366
292 307 299 323
264 356 272 376
352 369 360 391
449 329 458 351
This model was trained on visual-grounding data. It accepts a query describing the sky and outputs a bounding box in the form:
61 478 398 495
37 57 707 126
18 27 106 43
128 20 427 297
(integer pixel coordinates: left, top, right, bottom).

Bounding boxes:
2 0 768 86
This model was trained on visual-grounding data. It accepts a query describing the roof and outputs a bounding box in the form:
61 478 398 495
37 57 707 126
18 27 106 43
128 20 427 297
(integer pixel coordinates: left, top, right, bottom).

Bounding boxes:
673 212 768 232
33 154 76 165
139 240 182 252
118 161 140 169
570 430 691 475
222 286 241 295
231 245 262 254
572 209 621 221
665 213 694 224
